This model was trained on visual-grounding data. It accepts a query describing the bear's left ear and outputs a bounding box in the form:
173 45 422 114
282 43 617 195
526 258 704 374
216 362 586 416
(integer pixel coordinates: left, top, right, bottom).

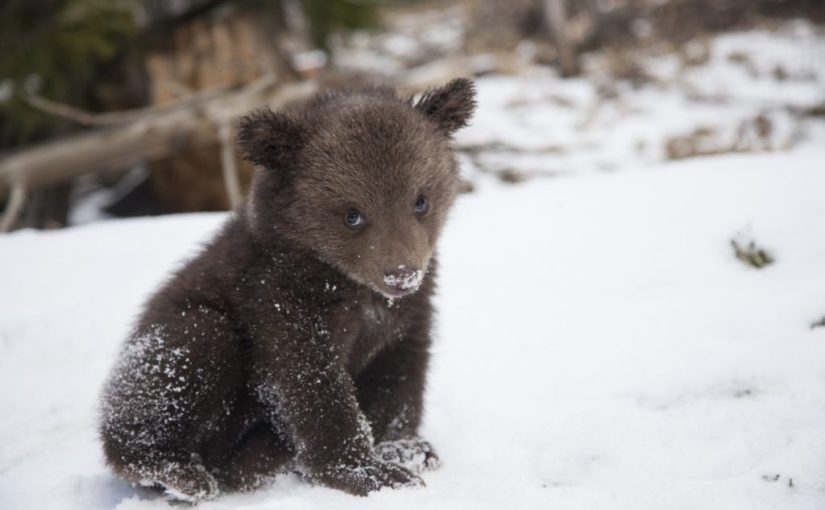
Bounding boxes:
414 78 476 135
237 107 305 172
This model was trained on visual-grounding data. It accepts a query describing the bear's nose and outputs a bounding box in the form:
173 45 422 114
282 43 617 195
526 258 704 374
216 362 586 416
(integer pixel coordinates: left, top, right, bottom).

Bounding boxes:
383 265 423 293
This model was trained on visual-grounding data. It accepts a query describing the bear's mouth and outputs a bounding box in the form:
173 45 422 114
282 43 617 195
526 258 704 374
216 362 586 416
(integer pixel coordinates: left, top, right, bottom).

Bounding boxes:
381 285 416 298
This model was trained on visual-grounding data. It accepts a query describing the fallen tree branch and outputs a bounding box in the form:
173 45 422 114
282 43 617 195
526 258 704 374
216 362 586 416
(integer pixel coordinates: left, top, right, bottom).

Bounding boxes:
23 74 277 127
0 78 316 197
25 95 117 127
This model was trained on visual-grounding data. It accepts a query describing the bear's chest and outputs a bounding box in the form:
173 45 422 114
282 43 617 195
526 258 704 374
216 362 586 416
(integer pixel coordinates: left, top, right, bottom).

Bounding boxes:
332 297 405 376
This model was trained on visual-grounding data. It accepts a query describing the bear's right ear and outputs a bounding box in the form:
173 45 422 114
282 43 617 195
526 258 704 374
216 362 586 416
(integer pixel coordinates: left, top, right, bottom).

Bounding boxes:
237 107 305 171
414 78 476 135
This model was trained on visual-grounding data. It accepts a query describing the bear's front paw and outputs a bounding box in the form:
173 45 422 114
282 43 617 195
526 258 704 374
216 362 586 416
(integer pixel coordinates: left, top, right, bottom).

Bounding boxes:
312 458 424 496
376 438 441 475
139 461 220 503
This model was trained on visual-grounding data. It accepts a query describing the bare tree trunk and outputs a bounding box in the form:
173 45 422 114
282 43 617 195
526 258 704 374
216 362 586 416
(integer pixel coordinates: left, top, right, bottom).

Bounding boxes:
0 183 26 232
218 116 242 209
542 0 579 77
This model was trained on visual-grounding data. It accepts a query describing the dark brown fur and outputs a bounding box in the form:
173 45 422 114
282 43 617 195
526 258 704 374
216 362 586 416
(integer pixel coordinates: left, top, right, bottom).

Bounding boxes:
99 79 476 501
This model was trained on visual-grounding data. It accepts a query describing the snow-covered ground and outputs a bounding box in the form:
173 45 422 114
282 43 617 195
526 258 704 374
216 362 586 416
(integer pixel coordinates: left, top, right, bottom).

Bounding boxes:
451 22 825 180
3 20 825 510
2 144 825 509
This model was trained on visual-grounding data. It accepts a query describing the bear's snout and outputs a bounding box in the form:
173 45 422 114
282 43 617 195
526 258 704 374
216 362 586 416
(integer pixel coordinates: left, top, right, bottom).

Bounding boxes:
383 265 423 295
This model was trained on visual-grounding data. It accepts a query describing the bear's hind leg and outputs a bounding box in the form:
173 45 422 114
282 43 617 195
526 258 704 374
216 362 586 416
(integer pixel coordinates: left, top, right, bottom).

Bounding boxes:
101 305 246 502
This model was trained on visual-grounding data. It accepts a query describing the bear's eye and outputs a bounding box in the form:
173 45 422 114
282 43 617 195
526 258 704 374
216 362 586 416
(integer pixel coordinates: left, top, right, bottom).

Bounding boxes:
415 196 429 215
344 209 365 229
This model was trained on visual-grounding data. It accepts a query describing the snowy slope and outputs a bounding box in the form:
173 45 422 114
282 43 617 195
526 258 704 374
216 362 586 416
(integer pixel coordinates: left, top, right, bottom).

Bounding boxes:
2 143 825 509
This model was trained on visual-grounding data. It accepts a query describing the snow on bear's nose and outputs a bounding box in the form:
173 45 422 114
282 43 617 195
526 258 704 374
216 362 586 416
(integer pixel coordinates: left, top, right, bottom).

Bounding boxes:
383 265 423 294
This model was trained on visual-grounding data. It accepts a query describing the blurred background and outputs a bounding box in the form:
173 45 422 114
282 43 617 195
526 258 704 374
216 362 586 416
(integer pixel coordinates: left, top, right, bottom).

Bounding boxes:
1 0 823 231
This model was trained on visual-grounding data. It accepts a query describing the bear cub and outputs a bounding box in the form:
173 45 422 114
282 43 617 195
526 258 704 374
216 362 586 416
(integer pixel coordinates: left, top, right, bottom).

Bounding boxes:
100 79 476 501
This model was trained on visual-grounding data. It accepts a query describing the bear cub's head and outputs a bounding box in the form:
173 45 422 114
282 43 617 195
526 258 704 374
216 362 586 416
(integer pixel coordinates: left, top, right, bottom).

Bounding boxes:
238 79 476 299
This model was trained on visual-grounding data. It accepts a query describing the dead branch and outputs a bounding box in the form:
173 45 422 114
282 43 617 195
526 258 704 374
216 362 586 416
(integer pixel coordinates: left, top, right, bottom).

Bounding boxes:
0 78 316 199
23 74 277 127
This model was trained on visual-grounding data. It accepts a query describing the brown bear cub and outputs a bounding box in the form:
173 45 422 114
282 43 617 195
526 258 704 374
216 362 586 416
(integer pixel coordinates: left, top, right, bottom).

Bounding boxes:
99 79 476 502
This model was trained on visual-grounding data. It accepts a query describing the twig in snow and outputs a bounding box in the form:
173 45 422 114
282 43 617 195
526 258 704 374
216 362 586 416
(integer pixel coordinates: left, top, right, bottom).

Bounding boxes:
731 238 774 269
